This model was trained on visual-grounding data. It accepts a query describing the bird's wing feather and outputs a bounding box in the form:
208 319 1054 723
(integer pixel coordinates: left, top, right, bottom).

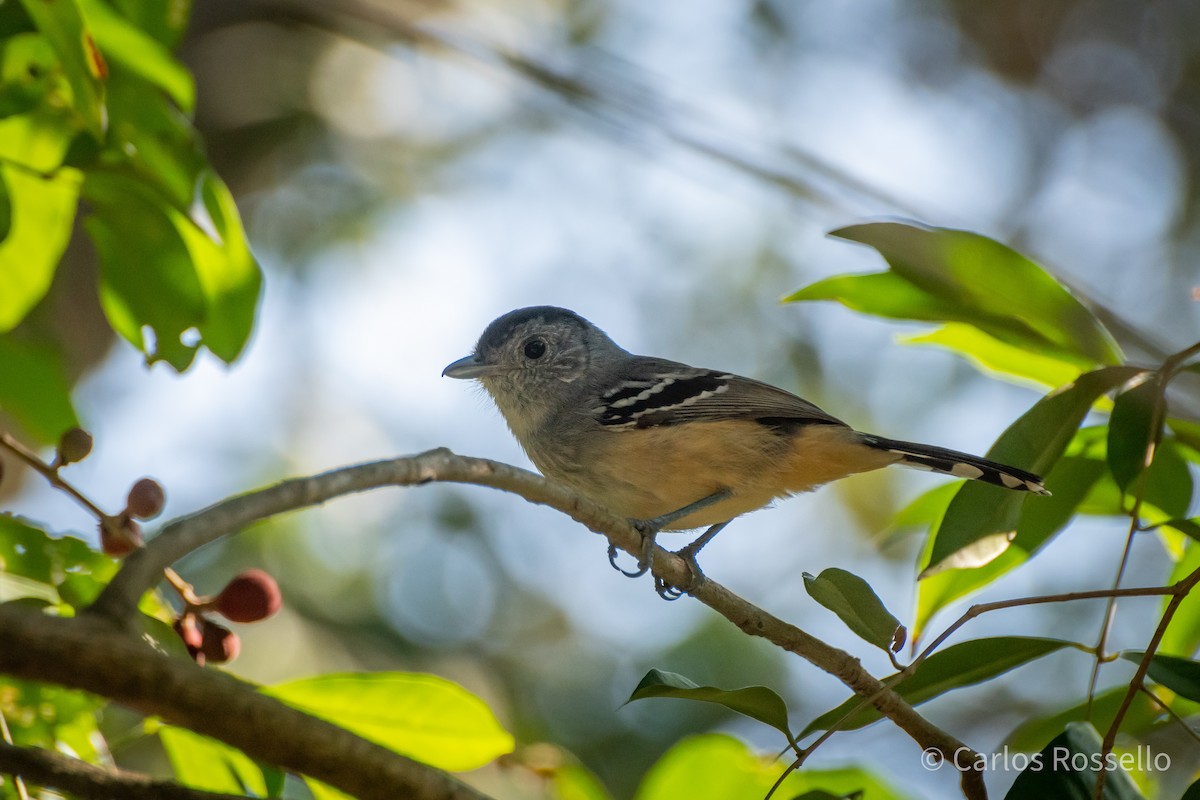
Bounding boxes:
591 357 847 429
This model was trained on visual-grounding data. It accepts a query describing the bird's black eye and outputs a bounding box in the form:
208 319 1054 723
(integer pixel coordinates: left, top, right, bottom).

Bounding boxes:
523 339 547 360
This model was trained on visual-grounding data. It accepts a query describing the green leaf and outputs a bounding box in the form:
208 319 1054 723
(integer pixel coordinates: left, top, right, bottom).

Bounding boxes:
0 34 61 118
160 726 277 796
553 761 612 800
1004 722 1143 799
83 167 261 368
786 270 975 322
802 637 1077 735
634 733 912 800
102 76 202 211
1161 518 1200 544
823 223 1122 366
1004 686 1163 752
305 780 354 800
84 170 204 370
627 669 795 747
1 678 105 759
1107 372 1163 492
1121 652 1200 702
109 0 190 49
265 672 514 772
1160 542 1200 658
921 366 1141 577
803 569 904 652
185 171 262 362
0 336 78 443
17 0 105 137
77 0 194 110
0 516 116 608
901 323 1084 389
913 453 1107 642
0 108 82 331
1140 441 1194 523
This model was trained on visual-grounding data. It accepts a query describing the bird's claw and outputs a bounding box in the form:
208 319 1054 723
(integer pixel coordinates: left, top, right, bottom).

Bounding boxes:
607 520 658 578
655 544 706 600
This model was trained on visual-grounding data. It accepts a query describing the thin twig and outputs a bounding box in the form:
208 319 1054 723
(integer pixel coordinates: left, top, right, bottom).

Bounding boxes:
0 432 108 519
0 740 250 800
1138 685 1200 748
0 714 30 800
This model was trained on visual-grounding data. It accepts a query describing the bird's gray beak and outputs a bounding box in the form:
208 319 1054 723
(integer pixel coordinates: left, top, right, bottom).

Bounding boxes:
442 354 499 379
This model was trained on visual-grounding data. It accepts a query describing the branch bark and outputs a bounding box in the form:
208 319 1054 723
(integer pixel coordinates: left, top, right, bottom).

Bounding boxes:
0 740 250 800
85 448 987 797
0 605 490 800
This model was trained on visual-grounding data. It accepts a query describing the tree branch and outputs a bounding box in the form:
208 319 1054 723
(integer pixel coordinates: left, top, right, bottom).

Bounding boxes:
0 605 490 800
87 448 987 797
0 741 250 800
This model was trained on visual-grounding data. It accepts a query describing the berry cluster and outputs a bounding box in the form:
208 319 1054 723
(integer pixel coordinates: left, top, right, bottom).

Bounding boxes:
172 569 283 665
5 427 285 666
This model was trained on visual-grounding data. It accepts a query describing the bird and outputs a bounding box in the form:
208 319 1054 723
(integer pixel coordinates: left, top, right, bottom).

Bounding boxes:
443 306 1047 596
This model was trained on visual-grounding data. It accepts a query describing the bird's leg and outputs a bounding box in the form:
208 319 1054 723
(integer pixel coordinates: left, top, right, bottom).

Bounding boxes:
607 489 731 578
657 521 731 600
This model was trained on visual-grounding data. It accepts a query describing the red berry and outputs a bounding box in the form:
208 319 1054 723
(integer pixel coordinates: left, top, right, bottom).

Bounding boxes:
200 621 240 664
99 516 142 556
216 569 282 623
57 428 93 465
126 478 165 520
173 613 204 656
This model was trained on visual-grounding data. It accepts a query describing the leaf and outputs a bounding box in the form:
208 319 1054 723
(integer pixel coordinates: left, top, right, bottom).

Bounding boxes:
901 324 1083 389
1160 542 1200 658
77 0 194 110
913 453 1107 642
921 366 1141 577
17 0 105 137
83 167 261 368
306 780 355 800
160 727 277 796
1161 518 1200 544
1139 441 1194 522
0 335 78 443
1107 372 1163 492
0 34 61 118
265 672 514 772
802 637 1077 735
1004 722 1143 799
0 516 116 608
102 76 202 211
185 171 262 362
0 678 106 759
633 733 912 800
109 0 191 49
1004 686 1163 752
553 761 612 800
803 569 904 652
626 669 795 747
0 109 82 332
84 170 205 370
826 223 1122 366
786 270 976 322
1121 652 1200 702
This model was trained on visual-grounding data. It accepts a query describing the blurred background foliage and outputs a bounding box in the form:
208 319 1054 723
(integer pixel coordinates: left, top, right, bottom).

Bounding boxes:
3 0 1200 798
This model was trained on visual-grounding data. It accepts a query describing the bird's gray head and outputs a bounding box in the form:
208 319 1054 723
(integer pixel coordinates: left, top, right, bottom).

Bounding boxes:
443 307 626 435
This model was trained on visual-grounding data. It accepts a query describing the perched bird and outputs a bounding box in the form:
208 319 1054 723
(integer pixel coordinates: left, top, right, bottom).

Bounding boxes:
444 306 1047 595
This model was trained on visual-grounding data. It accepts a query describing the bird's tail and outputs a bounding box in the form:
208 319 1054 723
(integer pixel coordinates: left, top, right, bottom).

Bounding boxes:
860 435 1050 495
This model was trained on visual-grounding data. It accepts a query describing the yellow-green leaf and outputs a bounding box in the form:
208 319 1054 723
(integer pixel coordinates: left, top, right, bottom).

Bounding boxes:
265 672 514 772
